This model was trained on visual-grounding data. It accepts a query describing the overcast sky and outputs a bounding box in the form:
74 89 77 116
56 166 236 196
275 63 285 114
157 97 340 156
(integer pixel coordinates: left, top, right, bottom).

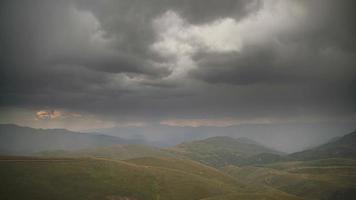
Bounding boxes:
0 0 355 151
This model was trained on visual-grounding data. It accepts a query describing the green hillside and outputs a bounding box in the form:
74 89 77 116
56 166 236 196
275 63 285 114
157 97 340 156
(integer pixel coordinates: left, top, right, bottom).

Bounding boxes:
127 156 239 186
39 144 177 160
38 136 285 168
0 155 307 200
166 136 283 167
0 156 239 200
2 130 356 200
290 131 356 161
200 192 304 200
223 158 356 200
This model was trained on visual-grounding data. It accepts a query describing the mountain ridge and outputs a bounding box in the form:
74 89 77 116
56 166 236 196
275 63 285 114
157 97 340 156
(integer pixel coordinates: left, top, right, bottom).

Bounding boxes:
167 135 284 167
0 124 134 155
290 130 356 160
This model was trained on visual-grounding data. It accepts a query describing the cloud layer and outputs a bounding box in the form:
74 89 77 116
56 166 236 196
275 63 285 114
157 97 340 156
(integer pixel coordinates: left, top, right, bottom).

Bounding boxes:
0 0 355 135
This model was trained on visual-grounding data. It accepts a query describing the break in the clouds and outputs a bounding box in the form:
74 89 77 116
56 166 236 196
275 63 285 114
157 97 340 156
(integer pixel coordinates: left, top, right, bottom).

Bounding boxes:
0 0 355 137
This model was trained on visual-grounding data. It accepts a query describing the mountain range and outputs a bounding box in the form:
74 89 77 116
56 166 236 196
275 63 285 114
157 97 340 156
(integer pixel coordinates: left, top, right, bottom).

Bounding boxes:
0 124 136 155
2 124 356 165
1 124 356 199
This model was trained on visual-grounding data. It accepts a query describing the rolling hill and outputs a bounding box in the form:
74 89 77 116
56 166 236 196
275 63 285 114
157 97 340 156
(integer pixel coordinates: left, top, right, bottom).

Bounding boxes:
36 136 285 167
38 144 177 160
290 130 356 160
166 136 284 167
223 158 356 200
0 124 132 155
0 155 303 200
1 128 356 199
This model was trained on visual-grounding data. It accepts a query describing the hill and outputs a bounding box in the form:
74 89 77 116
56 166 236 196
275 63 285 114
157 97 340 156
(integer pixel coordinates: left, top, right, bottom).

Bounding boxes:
0 124 131 155
0 155 303 200
38 144 177 160
223 158 356 200
166 136 284 167
290 130 356 160
127 156 237 185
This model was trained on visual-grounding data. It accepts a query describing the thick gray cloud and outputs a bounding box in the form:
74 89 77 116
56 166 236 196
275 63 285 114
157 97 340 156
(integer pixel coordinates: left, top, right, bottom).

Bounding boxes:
189 0 356 115
0 0 355 148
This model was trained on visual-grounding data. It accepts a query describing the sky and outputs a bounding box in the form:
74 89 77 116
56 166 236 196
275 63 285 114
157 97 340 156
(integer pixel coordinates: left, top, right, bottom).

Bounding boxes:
0 0 355 152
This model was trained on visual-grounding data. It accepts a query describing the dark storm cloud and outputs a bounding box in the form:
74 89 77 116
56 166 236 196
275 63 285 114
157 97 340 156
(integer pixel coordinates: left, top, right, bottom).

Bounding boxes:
191 0 356 84
292 0 356 51
188 0 356 117
191 41 356 86
0 0 257 105
73 0 261 69
191 46 300 85
0 0 355 137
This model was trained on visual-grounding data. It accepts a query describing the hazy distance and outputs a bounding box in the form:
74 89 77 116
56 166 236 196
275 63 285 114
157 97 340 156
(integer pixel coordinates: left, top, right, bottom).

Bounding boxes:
1 0 355 153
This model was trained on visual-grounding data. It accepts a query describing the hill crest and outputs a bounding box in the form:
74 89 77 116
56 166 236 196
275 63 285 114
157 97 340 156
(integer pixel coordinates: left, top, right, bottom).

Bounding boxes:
168 136 283 167
290 130 356 160
0 124 131 155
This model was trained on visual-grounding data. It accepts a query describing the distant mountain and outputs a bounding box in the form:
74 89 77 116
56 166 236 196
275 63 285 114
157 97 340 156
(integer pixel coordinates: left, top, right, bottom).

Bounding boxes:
39 144 178 160
166 136 284 167
0 124 132 155
290 130 356 160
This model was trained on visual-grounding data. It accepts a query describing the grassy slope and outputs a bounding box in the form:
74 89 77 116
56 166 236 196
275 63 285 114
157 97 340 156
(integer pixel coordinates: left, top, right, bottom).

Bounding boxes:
39 144 178 160
0 157 248 200
200 192 304 200
127 156 239 185
39 137 284 168
0 155 306 200
0 156 237 200
166 136 283 168
290 130 356 160
223 158 356 200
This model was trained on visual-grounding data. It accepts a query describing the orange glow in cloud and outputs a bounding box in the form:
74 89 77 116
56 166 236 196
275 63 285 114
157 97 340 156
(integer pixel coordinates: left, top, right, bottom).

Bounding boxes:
35 110 62 120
